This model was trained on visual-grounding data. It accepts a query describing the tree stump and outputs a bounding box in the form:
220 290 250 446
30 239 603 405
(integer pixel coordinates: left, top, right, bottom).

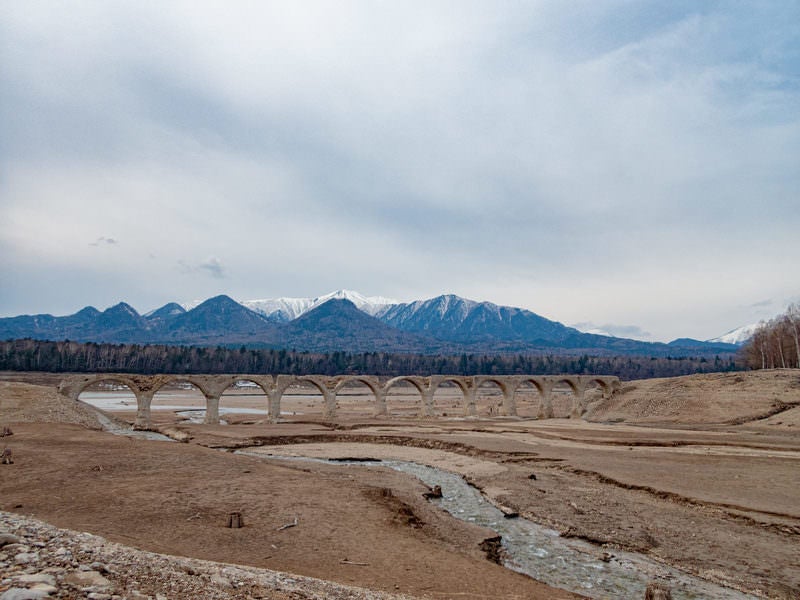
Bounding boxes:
644 581 672 599
226 512 244 528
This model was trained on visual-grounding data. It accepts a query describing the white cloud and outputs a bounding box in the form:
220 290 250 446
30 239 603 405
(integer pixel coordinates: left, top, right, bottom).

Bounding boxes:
1 1 798 340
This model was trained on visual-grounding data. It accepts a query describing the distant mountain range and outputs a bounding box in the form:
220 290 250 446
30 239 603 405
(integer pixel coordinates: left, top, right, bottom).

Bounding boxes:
0 290 743 356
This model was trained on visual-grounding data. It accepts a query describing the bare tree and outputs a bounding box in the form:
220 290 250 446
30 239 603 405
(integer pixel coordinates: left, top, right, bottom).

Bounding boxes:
786 303 800 368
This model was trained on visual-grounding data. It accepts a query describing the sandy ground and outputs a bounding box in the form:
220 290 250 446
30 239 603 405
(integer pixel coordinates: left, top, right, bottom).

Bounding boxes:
2 369 800 599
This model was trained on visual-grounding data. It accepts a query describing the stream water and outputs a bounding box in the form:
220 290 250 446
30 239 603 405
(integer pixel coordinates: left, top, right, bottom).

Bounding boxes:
238 452 758 600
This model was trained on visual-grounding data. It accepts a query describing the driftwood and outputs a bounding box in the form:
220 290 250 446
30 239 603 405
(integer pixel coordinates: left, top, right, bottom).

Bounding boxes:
277 517 298 531
340 560 369 566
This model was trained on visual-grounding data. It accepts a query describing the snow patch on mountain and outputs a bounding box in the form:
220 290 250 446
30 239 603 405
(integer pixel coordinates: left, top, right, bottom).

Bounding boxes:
707 323 759 345
242 290 397 322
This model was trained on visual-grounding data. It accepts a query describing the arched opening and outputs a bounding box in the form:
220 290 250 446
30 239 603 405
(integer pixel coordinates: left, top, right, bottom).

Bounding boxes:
280 378 328 421
334 377 380 419
219 379 269 424
550 379 579 418
76 378 137 419
474 379 505 417
151 379 208 424
513 379 544 419
431 379 465 417
384 377 425 418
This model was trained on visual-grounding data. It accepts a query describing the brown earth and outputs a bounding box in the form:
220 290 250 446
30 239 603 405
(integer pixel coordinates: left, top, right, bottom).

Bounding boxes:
2 369 800 599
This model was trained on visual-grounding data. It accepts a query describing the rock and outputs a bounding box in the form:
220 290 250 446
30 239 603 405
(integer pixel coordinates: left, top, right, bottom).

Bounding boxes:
14 552 39 565
88 593 112 600
127 591 150 600
64 569 112 589
210 574 232 588
0 588 51 600
0 533 21 547
644 581 673 599
90 561 110 573
5 544 30 554
15 573 56 586
28 585 57 595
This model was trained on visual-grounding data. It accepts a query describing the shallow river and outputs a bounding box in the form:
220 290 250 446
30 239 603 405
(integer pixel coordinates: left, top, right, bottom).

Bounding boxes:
238 453 757 600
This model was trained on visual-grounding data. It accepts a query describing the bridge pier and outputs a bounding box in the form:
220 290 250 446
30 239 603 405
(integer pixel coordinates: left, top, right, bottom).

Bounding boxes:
537 384 555 419
322 387 337 421
500 385 517 417
204 395 220 424
373 388 387 417
463 386 478 417
133 390 154 430
268 389 282 423
420 386 436 418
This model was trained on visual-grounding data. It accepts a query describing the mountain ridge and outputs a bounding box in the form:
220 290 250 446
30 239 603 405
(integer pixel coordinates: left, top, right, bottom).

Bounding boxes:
0 291 741 356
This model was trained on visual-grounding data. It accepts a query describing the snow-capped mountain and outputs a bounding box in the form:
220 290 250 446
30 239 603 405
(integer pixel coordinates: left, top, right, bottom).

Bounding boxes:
378 294 578 345
0 290 741 356
242 290 397 322
707 323 759 346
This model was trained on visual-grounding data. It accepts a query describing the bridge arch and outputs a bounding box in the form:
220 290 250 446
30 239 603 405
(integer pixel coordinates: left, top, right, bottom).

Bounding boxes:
333 376 383 417
217 376 271 422
383 376 427 418
65 374 142 400
471 377 509 417
429 376 470 417
512 376 549 419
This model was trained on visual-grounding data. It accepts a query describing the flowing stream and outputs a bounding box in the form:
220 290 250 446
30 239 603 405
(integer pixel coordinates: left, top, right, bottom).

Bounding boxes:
238 452 758 600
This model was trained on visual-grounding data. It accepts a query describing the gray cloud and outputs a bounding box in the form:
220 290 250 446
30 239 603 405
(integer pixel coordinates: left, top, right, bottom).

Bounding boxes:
89 236 118 247
572 322 654 342
178 257 226 280
1 2 798 341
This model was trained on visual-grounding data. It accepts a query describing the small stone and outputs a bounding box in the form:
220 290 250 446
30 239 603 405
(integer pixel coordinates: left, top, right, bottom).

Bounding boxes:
127 591 150 600
155 594 168 600
0 533 21 547
5 544 30 554
87 593 112 600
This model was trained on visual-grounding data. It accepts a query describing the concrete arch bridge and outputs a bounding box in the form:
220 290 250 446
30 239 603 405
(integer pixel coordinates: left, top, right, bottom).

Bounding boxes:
58 373 621 430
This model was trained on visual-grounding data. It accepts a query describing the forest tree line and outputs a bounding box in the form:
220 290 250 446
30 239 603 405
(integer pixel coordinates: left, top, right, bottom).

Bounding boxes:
742 303 800 369
1 338 742 380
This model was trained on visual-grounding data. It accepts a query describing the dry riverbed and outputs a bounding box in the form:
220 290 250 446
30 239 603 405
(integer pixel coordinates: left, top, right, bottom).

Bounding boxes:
1 370 799 599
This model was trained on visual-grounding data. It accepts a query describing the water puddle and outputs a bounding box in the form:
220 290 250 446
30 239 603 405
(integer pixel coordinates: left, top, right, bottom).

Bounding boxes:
237 452 757 600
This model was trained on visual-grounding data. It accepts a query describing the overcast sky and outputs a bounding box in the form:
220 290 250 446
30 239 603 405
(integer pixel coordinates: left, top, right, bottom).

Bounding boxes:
1 1 798 342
